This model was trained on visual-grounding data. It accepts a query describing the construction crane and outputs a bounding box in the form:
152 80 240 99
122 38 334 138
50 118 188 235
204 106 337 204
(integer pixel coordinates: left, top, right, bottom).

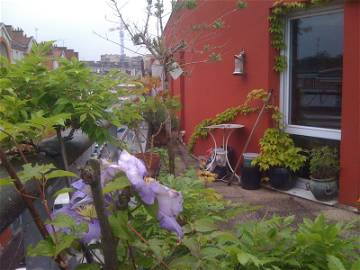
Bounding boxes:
119 20 125 57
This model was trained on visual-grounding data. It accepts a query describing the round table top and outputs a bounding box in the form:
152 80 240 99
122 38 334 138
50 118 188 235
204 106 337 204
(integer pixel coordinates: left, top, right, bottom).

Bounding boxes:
204 123 245 129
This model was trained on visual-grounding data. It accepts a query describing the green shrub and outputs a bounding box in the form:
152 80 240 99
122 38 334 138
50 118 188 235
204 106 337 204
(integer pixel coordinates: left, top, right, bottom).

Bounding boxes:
252 128 306 172
310 146 339 179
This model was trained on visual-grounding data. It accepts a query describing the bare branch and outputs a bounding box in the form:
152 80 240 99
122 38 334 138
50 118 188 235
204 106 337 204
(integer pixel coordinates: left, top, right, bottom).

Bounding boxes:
143 0 153 35
109 0 136 40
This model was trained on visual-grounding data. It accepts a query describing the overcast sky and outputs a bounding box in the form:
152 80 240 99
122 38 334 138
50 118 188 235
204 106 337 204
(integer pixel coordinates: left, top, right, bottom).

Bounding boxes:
0 0 171 60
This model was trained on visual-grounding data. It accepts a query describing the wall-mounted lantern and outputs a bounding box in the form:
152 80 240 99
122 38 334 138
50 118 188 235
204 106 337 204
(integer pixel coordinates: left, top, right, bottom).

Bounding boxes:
233 50 245 75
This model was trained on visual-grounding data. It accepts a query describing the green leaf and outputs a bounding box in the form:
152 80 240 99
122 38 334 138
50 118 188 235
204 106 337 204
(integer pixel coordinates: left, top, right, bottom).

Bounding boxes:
73 222 88 235
54 233 76 256
103 176 130 194
327 255 346 270
0 177 13 186
143 200 159 220
192 218 217 232
75 264 101 270
109 211 134 241
46 170 77 180
182 237 200 257
148 239 164 259
19 163 55 182
79 114 87 123
52 187 74 198
351 258 360 270
237 251 262 267
47 213 76 229
169 254 198 269
200 247 224 258
27 238 55 257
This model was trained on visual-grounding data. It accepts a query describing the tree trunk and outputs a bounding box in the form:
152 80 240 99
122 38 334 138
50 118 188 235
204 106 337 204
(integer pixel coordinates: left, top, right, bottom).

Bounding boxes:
164 111 175 175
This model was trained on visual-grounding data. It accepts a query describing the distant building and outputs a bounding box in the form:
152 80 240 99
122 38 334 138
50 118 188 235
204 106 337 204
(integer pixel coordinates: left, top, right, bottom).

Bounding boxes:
0 23 12 61
5 25 35 62
84 54 144 76
0 23 79 69
0 23 35 62
101 54 121 63
46 45 79 70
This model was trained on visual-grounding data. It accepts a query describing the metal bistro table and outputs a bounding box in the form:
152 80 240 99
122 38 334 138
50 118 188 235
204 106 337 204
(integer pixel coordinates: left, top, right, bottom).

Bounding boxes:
204 123 244 183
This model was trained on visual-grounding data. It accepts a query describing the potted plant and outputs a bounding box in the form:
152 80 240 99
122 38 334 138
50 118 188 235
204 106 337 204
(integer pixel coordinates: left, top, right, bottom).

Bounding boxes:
252 128 306 190
308 146 339 201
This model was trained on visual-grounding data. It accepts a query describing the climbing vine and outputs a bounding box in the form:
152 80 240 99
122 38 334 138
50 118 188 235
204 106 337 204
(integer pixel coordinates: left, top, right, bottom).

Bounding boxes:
269 0 331 72
188 89 270 152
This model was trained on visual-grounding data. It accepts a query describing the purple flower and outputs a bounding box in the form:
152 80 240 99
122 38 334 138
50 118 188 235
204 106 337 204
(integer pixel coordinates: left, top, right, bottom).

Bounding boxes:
49 150 184 242
47 204 100 244
117 151 184 239
82 219 101 244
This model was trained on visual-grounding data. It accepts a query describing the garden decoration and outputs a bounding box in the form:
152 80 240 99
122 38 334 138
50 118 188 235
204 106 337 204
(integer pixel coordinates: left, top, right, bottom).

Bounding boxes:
308 146 339 201
203 123 244 183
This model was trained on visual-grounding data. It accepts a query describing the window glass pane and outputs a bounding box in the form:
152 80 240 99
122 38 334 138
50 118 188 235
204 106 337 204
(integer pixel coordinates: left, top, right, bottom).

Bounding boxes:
289 11 343 129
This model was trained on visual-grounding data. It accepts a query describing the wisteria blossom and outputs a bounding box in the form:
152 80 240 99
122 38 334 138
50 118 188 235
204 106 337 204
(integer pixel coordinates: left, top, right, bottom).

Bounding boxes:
117 150 184 239
48 150 184 243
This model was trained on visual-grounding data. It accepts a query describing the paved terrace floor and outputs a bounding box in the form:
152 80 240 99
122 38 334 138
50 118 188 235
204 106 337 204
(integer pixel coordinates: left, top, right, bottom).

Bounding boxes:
174 143 359 227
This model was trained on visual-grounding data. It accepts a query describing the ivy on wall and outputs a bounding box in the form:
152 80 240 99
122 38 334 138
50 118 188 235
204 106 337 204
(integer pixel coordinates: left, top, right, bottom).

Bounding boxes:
269 0 331 72
188 89 269 152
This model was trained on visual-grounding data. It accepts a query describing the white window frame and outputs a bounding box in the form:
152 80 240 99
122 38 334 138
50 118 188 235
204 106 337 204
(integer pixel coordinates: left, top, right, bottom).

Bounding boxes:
280 5 344 141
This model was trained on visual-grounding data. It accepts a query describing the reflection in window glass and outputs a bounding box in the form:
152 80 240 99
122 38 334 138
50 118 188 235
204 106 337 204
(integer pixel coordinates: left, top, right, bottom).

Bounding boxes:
289 11 343 129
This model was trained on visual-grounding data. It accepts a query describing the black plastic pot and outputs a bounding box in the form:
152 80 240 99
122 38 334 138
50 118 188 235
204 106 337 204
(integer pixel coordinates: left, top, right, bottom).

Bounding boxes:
268 167 295 190
241 166 261 190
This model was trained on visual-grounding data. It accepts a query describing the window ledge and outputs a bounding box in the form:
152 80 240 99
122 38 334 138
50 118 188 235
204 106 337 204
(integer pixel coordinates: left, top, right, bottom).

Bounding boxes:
285 125 341 140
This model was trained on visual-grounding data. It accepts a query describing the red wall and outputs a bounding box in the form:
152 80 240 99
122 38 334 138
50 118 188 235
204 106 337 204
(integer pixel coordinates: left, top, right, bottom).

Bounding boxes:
339 2 360 208
167 1 360 209
168 0 275 158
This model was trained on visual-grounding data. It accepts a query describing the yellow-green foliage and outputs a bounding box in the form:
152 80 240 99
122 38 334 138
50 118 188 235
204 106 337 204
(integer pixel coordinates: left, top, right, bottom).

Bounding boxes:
252 128 306 172
188 89 269 152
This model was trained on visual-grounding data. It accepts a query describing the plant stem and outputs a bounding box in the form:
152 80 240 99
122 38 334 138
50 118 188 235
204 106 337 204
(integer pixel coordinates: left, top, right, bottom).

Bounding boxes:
127 242 137 270
127 223 169 270
56 127 70 186
81 159 119 270
0 129 29 163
